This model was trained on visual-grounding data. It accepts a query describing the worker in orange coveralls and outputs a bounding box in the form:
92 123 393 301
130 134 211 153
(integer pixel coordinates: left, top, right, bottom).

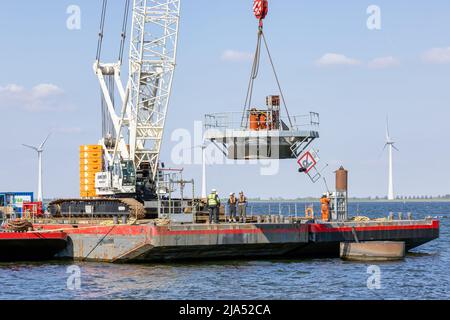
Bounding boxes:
320 193 331 221
249 108 259 131
259 112 268 130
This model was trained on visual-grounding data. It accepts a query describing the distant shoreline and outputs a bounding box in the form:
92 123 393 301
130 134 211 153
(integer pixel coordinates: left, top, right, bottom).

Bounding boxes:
246 199 450 203
43 198 450 204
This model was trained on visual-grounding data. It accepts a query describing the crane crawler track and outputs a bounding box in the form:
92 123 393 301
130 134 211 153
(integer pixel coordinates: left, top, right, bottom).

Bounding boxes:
48 198 145 219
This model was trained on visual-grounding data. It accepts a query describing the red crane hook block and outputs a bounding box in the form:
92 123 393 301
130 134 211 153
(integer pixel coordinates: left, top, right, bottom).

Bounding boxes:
253 0 268 22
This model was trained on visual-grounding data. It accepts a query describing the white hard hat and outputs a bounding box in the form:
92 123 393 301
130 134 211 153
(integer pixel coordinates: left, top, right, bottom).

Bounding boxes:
212 189 217 193
230 192 234 196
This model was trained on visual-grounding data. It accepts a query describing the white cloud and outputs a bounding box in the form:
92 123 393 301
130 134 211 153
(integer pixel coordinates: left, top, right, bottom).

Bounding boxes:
31 84 64 99
0 83 68 112
316 53 362 67
422 47 450 64
0 84 25 94
368 56 400 69
221 50 253 62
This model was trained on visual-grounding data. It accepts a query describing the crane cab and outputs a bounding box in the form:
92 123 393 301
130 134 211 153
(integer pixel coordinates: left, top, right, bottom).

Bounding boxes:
95 160 137 196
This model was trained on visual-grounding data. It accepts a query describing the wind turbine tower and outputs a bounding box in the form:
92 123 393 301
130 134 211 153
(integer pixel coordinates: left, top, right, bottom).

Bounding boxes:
183 140 208 199
201 143 207 199
383 119 398 201
23 133 51 202
194 143 207 199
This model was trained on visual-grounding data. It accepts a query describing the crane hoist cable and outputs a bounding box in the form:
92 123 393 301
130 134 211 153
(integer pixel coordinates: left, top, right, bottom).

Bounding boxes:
261 30 293 128
242 0 293 129
96 0 130 64
101 75 116 138
243 27 263 123
118 0 131 65
96 0 108 62
96 0 114 139
96 0 131 139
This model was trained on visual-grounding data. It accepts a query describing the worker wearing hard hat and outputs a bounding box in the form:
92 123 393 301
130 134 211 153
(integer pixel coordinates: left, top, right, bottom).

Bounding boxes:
320 193 331 222
238 191 248 223
227 192 237 223
207 189 221 224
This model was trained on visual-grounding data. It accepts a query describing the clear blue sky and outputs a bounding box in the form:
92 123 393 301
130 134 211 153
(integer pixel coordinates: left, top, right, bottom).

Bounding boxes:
1 0 449 199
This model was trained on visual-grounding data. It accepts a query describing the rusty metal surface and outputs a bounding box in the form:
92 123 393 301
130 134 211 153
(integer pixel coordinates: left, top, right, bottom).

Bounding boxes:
340 241 406 261
56 232 148 262
151 223 309 247
36 218 438 263
52 222 309 262
335 166 348 192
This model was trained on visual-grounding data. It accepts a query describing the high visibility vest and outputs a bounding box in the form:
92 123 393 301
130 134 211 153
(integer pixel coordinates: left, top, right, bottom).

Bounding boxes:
320 197 330 207
208 194 219 207
249 113 259 131
259 112 268 130
320 197 330 221
229 196 236 205
239 195 247 204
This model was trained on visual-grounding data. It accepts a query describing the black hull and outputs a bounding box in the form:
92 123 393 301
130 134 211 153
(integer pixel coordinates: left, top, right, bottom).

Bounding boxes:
37 219 440 263
0 239 68 262
132 227 439 262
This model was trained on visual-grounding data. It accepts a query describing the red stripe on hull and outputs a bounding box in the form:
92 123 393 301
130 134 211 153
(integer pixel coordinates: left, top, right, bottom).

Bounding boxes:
34 220 439 237
34 224 306 237
34 225 150 236
309 220 439 233
0 232 67 241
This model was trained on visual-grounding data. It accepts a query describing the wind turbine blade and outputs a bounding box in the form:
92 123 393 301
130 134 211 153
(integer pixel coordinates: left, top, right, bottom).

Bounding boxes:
392 145 399 152
386 116 390 140
39 132 52 150
378 144 388 158
22 144 38 151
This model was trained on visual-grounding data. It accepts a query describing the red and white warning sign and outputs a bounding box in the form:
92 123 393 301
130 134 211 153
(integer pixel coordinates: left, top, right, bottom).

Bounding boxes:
297 151 318 174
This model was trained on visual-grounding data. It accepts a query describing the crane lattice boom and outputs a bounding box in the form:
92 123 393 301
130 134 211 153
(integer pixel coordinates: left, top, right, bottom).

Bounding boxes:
129 0 181 180
94 0 181 199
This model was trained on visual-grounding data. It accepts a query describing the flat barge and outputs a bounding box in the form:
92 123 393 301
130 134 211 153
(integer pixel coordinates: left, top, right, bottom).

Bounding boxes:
33 218 439 263
25 168 440 263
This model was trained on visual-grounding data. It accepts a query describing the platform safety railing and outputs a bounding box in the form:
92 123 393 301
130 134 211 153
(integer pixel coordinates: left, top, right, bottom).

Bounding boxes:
204 111 320 132
158 199 198 216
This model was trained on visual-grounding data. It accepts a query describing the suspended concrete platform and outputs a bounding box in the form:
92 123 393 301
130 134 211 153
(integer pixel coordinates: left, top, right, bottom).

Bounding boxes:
204 111 320 160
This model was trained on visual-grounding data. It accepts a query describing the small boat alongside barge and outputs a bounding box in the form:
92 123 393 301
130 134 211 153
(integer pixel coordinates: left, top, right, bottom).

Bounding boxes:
0 229 68 262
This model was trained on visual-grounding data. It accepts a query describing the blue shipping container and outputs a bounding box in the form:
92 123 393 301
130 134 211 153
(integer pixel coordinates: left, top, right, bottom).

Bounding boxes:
0 192 34 214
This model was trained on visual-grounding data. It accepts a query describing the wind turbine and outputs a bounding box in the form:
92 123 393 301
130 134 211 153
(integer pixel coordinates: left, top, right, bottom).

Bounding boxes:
200 143 207 199
194 143 208 199
23 133 51 202
383 118 399 201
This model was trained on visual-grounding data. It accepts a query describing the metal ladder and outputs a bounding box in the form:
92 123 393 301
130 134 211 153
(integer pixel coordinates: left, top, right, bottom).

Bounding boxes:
290 137 325 184
290 136 314 159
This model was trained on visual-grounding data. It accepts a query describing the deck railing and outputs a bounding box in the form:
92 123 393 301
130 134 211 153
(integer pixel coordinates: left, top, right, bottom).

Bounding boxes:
205 111 320 132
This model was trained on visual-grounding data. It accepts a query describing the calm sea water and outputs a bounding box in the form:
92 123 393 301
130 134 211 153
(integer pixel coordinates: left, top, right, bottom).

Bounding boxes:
0 202 449 300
